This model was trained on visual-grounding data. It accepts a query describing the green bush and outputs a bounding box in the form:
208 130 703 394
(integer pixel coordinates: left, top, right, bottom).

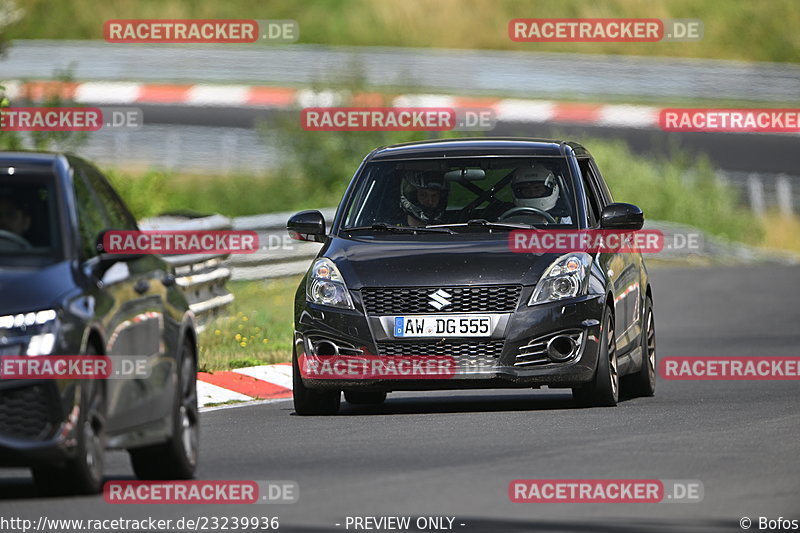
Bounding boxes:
104 136 764 247
587 138 763 244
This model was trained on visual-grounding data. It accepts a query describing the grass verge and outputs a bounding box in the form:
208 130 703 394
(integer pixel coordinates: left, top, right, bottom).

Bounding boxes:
197 276 300 371
6 0 800 63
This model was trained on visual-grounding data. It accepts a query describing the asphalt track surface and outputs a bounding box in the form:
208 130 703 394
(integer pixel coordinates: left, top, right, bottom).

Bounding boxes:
0 263 798 532
137 105 800 175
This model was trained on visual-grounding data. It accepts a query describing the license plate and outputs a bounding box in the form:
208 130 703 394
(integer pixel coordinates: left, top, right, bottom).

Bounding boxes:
394 315 491 338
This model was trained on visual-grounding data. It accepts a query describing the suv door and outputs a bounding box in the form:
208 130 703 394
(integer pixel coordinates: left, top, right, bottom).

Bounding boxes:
73 162 170 434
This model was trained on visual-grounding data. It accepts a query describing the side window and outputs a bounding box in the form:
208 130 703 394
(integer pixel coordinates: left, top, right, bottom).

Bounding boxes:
72 166 109 259
82 165 138 230
589 159 613 205
577 159 602 227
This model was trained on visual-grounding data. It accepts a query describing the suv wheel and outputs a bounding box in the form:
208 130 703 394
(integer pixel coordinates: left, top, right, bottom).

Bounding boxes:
572 308 619 407
292 347 341 415
345 391 387 405
33 377 106 495
129 339 198 479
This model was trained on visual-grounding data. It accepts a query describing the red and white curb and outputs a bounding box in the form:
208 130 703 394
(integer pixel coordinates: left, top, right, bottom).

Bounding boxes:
197 363 293 410
2 79 662 129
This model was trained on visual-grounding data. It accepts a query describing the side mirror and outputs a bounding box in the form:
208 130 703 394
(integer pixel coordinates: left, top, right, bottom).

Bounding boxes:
287 210 326 243
93 230 147 272
599 203 644 230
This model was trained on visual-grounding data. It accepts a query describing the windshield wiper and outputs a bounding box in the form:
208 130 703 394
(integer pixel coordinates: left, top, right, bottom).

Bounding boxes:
346 223 455 234
428 219 535 231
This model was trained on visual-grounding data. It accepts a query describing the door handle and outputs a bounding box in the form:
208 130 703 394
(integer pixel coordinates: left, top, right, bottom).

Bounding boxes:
134 279 150 294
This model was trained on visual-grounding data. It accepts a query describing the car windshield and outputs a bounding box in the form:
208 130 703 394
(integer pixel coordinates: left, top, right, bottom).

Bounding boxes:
0 166 63 263
342 157 577 231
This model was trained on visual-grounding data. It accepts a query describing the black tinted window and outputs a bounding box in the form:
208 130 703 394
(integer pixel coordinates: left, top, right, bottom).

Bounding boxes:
73 167 108 259
81 164 137 230
0 167 62 262
578 159 602 227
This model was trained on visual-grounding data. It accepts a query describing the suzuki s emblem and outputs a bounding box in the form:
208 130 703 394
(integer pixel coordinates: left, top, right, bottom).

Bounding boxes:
428 289 452 310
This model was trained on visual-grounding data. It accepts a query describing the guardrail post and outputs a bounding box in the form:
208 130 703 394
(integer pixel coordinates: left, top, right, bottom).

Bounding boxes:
775 174 793 216
113 131 130 164
165 130 181 170
747 173 765 216
221 131 237 174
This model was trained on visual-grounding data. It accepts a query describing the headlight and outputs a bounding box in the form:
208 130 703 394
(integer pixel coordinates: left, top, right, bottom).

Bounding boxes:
306 258 354 310
529 253 592 305
0 309 59 355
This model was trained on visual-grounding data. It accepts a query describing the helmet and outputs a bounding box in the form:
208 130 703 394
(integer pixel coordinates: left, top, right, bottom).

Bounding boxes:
400 170 449 224
511 165 559 211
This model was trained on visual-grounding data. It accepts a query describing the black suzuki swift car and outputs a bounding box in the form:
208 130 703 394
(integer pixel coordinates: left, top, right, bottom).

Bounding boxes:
0 152 199 494
288 138 655 415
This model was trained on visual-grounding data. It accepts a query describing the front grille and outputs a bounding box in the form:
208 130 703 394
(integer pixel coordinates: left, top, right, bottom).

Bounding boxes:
0 384 57 440
376 340 504 370
361 285 522 315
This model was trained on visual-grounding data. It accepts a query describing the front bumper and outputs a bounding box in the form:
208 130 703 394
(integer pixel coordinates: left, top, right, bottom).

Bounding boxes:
0 379 79 467
295 291 605 391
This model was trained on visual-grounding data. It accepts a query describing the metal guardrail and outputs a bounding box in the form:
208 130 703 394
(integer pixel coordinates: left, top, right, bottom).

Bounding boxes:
140 205 798 325
228 208 334 281
4 40 800 102
137 208 332 330
138 214 234 332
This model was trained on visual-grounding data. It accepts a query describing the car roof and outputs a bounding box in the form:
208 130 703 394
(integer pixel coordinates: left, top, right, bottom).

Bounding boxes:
367 137 590 161
0 151 66 166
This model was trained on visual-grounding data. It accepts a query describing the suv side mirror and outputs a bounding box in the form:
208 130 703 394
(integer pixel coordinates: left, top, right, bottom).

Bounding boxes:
93 230 147 273
600 203 644 230
287 210 326 243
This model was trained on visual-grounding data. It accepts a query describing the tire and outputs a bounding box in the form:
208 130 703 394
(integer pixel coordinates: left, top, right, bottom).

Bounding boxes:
129 339 199 480
623 296 656 398
345 390 387 405
292 348 341 415
33 373 106 495
572 307 619 407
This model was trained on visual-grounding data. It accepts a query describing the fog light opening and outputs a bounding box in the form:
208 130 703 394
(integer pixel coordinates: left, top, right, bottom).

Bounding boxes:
547 335 577 362
314 340 339 356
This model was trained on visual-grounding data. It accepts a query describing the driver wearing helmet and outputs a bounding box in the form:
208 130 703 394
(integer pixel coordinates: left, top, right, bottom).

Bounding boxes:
400 170 449 226
508 165 571 223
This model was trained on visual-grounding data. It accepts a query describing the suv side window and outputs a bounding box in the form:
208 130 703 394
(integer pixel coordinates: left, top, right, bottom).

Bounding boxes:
82 164 138 230
577 159 602 227
72 165 109 259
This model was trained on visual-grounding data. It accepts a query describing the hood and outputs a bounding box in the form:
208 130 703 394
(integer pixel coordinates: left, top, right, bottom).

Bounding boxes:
0 261 76 315
324 233 561 288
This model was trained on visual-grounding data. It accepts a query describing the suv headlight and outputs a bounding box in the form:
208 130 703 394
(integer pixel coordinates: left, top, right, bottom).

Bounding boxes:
529 253 592 305
0 309 59 355
306 258 354 310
